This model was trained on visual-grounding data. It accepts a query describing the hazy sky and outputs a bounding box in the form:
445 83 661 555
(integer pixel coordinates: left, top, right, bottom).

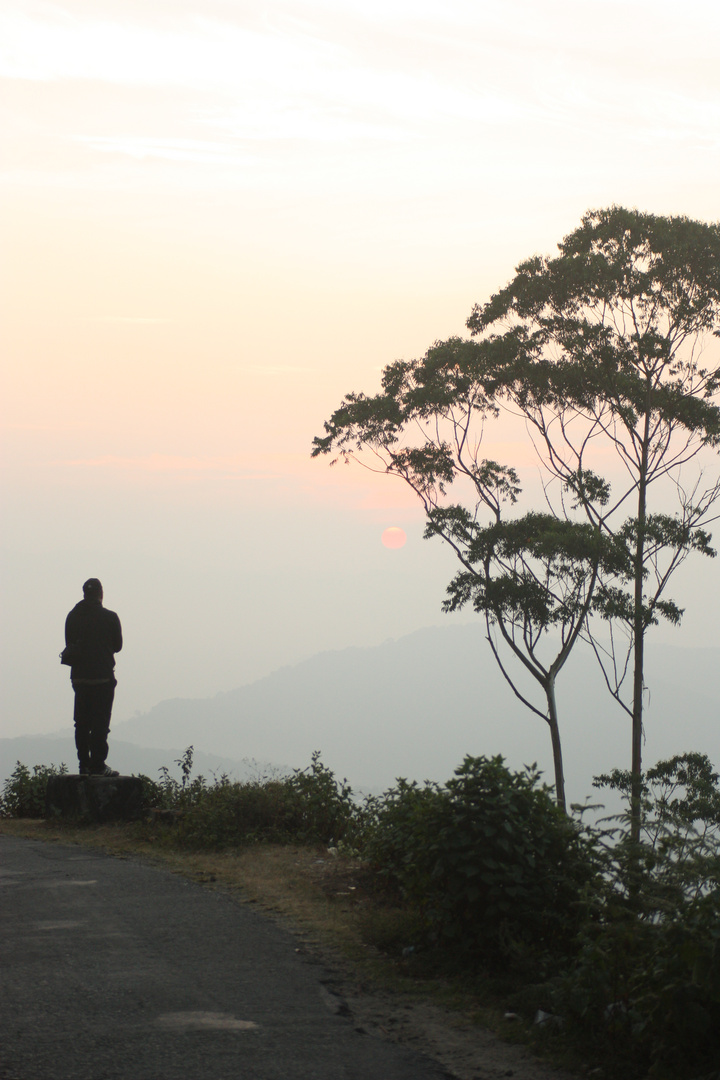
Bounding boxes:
2 0 720 746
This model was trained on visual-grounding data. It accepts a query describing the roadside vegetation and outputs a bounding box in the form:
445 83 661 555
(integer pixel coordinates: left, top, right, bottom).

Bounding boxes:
2 748 719 1079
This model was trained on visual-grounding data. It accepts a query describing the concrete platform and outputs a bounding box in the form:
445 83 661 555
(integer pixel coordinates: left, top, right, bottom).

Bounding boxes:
45 773 144 822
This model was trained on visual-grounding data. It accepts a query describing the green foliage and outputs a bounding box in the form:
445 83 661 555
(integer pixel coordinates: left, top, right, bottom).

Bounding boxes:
440 511 627 632
143 749 358 849
0 747 357 847
285 750 357 842
361 776 447 899
362 755 593 967
0 761 68 818
553 753 720 1078
313 206 720 826
593 751 720 906
174 777 303 847
137 746 212 810
359 749 720 1075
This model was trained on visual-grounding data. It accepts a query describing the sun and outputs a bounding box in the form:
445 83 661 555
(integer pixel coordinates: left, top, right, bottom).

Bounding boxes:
381 526 407 549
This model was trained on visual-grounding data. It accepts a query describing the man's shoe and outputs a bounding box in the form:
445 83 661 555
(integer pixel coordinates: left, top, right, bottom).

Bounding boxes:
92 766 119 777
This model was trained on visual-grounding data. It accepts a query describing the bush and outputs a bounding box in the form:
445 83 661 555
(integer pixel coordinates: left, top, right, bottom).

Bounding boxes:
553 753 720 1079
362 755 594 968
137 746 211 811
285 751 358 843
0 761 68 818
145 749 359 849
175 778 299 847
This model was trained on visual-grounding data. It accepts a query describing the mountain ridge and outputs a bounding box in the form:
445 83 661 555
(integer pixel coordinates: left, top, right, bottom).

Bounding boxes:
5 625 718 803
111 624 720 801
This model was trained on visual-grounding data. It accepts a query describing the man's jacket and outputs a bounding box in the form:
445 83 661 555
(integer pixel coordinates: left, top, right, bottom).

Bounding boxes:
65 599 123 682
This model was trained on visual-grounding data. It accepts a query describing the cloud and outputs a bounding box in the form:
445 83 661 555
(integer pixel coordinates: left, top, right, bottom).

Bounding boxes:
242 365 318 377
45 451 423 514
86 315 172 323
0 9 349 95
53 453 275 475
0 9 517 135
74 135 263 163
3 0 719 165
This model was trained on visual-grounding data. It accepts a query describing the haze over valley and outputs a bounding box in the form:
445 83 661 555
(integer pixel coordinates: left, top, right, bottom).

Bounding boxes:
4 625 718 809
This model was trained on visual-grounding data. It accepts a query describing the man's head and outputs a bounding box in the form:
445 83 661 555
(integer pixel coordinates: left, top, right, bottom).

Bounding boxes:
83 578 103 602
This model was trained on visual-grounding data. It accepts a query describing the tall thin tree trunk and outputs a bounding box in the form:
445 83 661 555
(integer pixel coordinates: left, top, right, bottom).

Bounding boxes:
546 676 566 812
631 403 651 843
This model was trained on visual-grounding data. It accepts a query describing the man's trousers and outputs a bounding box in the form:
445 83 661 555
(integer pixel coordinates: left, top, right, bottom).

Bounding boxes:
73 681 116 773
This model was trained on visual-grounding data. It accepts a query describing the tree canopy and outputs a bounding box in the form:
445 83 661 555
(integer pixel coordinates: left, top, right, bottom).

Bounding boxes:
313 207 720 819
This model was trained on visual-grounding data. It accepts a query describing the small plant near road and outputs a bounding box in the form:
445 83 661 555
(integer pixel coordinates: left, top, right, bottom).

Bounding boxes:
286 750 357 842
0 761 68 818
138 746 212 810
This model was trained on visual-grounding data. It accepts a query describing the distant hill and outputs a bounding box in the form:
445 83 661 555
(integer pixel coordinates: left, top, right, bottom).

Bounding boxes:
111 625 720 802
5 625 718 804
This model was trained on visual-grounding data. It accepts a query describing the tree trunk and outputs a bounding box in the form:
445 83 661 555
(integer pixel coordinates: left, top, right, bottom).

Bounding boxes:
631 402 651 843
546 676 566 812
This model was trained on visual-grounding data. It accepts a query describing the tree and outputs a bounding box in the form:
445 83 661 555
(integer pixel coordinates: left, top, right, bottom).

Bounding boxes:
466 206 720 835
312 338 620 811
313 207 720 826
436 507 628 811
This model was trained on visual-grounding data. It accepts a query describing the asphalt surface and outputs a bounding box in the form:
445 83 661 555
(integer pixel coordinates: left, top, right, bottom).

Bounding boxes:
0 836 450 1080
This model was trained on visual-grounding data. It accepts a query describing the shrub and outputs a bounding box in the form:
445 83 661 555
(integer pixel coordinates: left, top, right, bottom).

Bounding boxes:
148 749 360 849
554 753 720 1079
175 778 298 847
0 762 68 818
137 746 211 811
285 751 358 843
362 755 594 968
360 777 447 901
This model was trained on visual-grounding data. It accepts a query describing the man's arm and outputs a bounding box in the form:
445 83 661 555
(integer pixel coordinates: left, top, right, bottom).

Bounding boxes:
112 613 123 654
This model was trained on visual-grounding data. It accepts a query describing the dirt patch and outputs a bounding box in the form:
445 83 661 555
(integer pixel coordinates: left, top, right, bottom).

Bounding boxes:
317 971 577 1080
363 1003 572 1080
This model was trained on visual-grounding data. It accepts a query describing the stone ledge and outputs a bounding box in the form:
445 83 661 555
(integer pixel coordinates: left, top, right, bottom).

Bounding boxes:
45 774 144 823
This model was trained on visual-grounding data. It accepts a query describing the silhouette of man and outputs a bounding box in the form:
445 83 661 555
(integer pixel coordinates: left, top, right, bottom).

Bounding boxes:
65 578 123 776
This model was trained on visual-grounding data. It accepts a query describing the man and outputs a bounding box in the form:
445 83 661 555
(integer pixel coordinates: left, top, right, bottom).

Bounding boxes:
65 578 123 777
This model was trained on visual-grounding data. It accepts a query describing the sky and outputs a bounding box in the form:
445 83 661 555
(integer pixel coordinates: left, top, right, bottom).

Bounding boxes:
2 0 720 766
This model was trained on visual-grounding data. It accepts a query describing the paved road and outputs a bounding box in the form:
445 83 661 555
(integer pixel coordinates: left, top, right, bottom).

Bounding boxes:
1 837 450 1080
